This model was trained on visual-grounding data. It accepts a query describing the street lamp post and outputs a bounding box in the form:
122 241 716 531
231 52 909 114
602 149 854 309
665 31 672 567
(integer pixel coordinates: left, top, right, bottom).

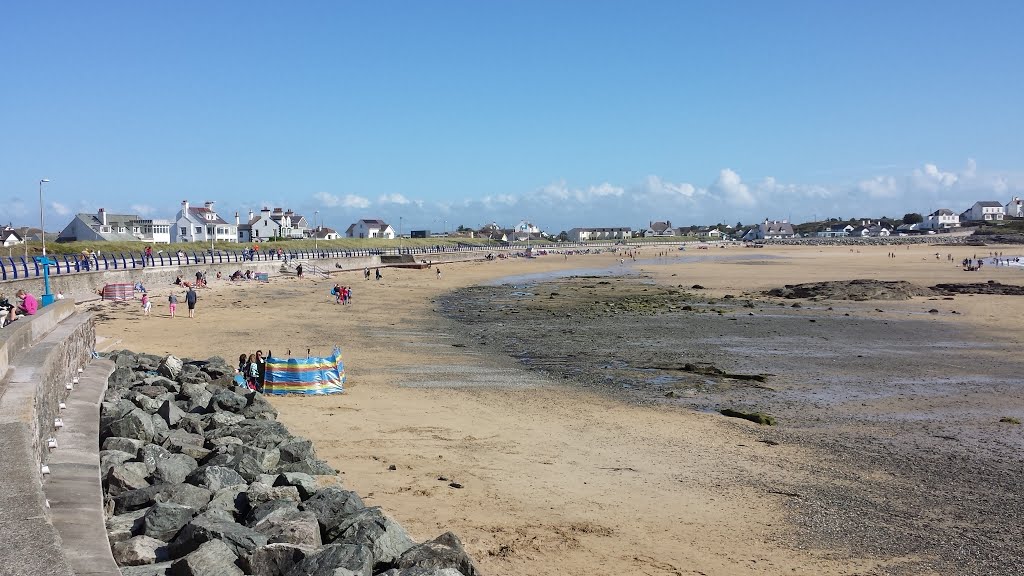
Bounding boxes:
314 210 319 253
39 179 50 255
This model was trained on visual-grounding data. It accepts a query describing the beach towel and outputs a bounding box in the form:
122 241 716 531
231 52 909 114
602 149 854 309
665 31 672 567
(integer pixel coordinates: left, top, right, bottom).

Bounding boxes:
263 347 346 395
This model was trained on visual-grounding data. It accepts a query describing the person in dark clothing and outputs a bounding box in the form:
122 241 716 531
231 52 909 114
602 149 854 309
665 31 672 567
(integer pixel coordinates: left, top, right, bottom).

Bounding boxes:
296 264 303 278
185 287 198 318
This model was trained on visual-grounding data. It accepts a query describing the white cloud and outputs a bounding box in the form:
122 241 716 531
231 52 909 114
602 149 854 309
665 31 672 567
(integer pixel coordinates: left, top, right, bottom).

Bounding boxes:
856 175 900 198
50 201 70 216
710 169 756 207
314 192 371 209
911 162 959 191
378 193 410 205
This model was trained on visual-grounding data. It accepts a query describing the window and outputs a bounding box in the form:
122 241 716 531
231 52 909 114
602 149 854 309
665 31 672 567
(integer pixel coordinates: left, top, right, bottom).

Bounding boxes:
195 226 202 234
180 227 187 236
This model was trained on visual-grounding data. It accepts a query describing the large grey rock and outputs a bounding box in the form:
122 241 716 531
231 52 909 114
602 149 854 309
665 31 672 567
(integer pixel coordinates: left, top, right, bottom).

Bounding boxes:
153 453 199 485
112 535 170 566
106 465 151 496
107 408 157 442
100 449 136 474
274 473 318 500
159 483 213 511
242 392 278 420
203 484 249 519
121 560 173 576
158 400 187 427
252 508 322 547
208 390 248 413
289 543 373 576
114 485 173 514
186 466 246 491
159 355 184 380
176 413 207 435
106 508 149 544
245 482 300 508
299 487 365 537
128 391 164 415
169 538 243 576
143 502 197 541
277 439 315 463
144 375 181 393
328 507 414 565
104 436 146 454
134 384 175 400
152 413 172 444
139 444 173 474
101 400 138 433
241 543 314 576
171 515 268 557
393 532 480 576
206 419 292 449
245 500 299 527
277 459 338 476
110 365 138 388
208 412 245 429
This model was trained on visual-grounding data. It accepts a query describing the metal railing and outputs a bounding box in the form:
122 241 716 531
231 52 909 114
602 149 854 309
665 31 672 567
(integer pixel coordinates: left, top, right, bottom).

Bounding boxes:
0 240 651 281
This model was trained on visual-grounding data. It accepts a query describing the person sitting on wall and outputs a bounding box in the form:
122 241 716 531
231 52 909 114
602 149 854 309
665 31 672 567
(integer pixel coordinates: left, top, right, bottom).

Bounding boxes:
15 289 37 316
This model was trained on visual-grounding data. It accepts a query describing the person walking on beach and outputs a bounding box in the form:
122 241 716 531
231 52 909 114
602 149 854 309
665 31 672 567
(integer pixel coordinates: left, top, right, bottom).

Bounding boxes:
168 293 178 318
375 268 382 281
296 263 303 278
436 267 442 279
141 293 151 317
185 287 197 318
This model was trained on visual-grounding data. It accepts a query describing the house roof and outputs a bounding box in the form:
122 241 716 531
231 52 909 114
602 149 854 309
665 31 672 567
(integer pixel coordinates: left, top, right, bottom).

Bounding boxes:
313 227 338 239
188 207 229 225
976 201 1003 207
930 209 955 216
1 229 23 242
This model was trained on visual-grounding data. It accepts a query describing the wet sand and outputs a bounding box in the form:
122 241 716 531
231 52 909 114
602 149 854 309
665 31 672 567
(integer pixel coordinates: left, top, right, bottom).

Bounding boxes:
92 243 1024 575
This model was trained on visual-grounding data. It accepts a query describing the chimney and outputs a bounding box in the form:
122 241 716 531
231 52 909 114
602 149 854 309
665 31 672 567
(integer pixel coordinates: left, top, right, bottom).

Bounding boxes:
261 207 271 216
235 211 240 226
204 201 215 210
98 208 107 226
182 200 189 213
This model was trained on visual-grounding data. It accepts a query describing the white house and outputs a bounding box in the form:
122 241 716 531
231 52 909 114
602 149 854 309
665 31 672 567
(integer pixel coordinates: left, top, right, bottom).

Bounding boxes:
513 220 542 241
567 227 632 242
1005 197 1023 218
696 227 722 240
310 226 340 240
816 223 854 237
743 219 796 241
922 209 960 230
57 209 172 243
1 226 24 247
172 201 238 244
962 201 1005 222
345 219 395 239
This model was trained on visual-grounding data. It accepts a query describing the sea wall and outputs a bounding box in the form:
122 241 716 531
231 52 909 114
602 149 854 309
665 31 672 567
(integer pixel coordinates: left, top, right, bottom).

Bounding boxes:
0 302 99 576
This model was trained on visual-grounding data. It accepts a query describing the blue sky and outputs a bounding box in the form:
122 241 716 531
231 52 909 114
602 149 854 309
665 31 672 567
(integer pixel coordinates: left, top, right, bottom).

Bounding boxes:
2 1 1022 233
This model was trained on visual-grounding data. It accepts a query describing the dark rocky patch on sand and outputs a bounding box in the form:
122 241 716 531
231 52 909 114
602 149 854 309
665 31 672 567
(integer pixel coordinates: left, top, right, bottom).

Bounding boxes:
932 280 1024 296
765 279 934 300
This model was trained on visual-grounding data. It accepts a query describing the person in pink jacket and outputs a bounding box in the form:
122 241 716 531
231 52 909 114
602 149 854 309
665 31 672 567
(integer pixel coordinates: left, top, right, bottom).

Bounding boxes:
15 290 37 316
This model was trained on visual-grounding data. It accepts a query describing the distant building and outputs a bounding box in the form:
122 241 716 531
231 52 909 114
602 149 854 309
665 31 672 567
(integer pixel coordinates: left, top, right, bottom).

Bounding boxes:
567 227 632 242
172 201 237 243
816 223 854 237
962 201 1005 223
345 219 395 239
244 207 309 241
1 225 24 247
57 208 172 243
513 221 542 241
743 219 795 241
1005 197 1023 218
310 226 340 240
696 227 722 240
646 220 675 236
922 209 960 230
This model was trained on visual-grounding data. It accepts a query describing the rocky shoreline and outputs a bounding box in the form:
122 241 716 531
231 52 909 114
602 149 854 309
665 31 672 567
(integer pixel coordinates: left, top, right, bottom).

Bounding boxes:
100 351 479 576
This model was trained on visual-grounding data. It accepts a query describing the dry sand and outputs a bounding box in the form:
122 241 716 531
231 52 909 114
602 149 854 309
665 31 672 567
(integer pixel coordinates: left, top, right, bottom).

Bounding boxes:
91 243 1024 575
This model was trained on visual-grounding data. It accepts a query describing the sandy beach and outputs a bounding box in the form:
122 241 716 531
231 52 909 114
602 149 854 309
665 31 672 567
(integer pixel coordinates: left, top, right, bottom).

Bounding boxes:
92 243 1024 576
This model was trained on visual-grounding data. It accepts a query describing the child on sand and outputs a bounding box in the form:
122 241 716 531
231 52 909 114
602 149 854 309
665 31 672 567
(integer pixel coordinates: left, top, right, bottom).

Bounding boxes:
168 293 178 318
141 293 151 316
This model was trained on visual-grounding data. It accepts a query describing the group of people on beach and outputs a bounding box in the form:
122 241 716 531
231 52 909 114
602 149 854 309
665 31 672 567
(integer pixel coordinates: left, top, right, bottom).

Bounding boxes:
238 350 269 391
330 284 353 304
